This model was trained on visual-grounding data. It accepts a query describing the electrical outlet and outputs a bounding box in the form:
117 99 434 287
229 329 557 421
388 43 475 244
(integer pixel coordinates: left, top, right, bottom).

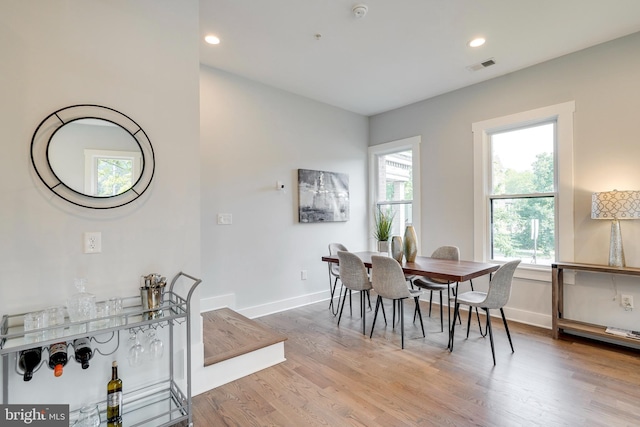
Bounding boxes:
621 294 634 310
301 270 308 280
84 232 102 254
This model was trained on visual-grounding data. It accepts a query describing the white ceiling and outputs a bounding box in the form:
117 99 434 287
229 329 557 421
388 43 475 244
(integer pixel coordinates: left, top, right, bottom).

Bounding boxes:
200 0 640 116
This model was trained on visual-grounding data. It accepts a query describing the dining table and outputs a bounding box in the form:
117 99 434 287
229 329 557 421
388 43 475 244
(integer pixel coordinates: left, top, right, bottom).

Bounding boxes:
321 251 500 347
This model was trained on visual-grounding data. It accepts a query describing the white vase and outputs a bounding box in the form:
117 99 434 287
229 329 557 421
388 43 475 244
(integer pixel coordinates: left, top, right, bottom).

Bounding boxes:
377 240 390 254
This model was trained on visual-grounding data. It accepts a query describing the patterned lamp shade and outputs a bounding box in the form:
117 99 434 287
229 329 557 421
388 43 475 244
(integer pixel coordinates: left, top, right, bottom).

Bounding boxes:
591 190 640 267
591 190 640 220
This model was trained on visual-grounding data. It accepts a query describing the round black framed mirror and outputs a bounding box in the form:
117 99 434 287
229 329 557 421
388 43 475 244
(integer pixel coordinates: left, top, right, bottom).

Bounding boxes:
31 105 155 209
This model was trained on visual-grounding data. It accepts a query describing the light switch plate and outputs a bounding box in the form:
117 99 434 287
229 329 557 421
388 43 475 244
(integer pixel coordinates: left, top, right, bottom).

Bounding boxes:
217 213 232 225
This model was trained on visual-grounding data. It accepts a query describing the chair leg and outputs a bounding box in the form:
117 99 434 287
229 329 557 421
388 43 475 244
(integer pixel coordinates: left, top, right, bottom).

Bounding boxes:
329 276 339 314
349 290 352 316
501 308 514 353
439 290 444 332
452 283 461 325
466 305 472 338
392 300 397 329
366 290 372 310
468 279 484 334
392 301 395 328
335 282 344 317
428 291 433 316
380 299 387 325
370 296 382 339
414 297 425 337
400 299 405 349
485 308 496 365
450 302 460 352
446 285 452 342
337 287 349 327
360 290 367 335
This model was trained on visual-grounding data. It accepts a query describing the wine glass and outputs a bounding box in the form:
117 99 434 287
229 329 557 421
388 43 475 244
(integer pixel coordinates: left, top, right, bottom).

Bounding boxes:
147 329 164 360
127 331 145 367
73 405 100 427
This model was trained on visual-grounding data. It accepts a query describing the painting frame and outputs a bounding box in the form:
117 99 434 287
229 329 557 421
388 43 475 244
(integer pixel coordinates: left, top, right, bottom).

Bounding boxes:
298 169 349 223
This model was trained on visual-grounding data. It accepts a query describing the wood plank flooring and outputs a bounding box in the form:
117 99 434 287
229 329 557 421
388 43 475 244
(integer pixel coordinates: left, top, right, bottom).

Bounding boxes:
193 298 640 426
202 308 287 366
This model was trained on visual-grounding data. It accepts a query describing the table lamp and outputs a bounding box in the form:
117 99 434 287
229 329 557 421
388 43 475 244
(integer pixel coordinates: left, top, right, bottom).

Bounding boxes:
591 190 640 267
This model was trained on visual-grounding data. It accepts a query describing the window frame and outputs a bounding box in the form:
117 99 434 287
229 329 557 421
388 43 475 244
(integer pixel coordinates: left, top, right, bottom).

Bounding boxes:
473 102 575 281
368 136 421 252
84 149 142 196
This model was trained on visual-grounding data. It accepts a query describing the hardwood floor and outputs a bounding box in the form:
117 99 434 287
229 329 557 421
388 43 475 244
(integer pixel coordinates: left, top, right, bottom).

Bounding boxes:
202 308 287 366
192 297 640 426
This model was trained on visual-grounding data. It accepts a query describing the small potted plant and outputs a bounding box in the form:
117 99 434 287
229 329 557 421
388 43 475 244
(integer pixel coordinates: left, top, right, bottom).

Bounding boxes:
373 209 394 253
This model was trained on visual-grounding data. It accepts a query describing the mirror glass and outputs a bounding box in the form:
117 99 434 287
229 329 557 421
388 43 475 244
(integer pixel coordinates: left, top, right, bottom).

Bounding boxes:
48 119 142 197
31 104 155 209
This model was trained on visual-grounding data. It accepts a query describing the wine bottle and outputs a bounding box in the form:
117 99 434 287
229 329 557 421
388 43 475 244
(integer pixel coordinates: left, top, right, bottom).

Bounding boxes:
18 347 42 381
73 337 93 369
107 361 123 424
48 342 68 377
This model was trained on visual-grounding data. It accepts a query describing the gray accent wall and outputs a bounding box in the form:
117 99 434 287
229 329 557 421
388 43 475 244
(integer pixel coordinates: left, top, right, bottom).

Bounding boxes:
199 66 369 315
370 31 640 329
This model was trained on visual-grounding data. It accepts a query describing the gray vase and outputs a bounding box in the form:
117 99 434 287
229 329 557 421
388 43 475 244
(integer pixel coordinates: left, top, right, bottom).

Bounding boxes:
403 225 417 262
391 236 403 263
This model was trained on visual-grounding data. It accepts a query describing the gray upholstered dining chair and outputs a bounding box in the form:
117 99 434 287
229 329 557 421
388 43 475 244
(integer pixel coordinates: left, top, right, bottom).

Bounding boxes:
450 259 521 365
412 246 460 332
337 251 373 335
328 243 348 315
370 255 425 349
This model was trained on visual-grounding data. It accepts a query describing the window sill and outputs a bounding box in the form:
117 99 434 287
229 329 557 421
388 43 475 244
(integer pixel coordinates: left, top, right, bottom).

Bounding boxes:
514 265 552 282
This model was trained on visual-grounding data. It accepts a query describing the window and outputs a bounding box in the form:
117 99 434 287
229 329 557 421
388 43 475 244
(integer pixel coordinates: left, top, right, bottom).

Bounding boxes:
84 149 141 197
490 123 555 265
473 102 574 279
369 136 421 249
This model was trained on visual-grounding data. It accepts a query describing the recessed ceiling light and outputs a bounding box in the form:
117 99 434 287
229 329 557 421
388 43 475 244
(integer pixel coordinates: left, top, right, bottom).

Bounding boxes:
469 37 486 48
204 35 220 45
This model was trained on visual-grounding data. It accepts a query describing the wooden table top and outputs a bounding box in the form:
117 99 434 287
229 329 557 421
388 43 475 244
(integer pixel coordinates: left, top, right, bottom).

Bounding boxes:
322 251 500 282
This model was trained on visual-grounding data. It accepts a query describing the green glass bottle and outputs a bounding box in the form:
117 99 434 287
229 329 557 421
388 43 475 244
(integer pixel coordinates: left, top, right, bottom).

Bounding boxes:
106 361 123 424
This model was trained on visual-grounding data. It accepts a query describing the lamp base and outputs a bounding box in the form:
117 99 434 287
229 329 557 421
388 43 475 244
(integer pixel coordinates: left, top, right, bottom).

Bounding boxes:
609 219 625 268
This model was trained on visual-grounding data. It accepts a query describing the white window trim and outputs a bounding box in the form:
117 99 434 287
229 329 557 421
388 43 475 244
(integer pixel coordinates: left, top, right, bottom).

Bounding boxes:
368 136 421 253
472 102 575 281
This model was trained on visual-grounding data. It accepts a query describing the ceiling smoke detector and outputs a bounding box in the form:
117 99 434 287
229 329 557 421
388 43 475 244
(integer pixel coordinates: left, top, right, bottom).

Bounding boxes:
352 4 368 19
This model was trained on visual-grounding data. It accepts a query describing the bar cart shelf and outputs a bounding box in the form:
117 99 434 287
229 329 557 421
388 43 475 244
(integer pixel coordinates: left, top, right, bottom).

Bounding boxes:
1 272 201 427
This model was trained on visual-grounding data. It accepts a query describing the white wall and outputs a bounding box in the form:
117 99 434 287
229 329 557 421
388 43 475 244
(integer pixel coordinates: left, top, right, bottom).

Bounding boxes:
369 32 640 330
0 0 200 407
199 66 369 317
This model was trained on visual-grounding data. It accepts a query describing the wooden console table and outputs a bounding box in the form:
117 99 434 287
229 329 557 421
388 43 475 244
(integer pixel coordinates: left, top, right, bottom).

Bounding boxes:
552 261 640 345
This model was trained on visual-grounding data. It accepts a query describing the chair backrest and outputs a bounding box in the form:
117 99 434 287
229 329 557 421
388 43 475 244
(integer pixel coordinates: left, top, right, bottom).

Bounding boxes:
429 246 460 283
371 255 410 299
338 251 372 291
329 243 348 277
483 259 521 309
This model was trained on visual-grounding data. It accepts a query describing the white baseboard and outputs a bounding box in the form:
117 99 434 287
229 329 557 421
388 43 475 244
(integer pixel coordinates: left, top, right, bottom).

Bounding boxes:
199 291 552 328
200 293 236 312
236 290 329 319
502 306 551 329
420 299 552 330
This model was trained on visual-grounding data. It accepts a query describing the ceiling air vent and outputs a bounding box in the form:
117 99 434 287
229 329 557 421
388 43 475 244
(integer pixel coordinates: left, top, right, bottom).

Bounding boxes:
466 58 496 72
